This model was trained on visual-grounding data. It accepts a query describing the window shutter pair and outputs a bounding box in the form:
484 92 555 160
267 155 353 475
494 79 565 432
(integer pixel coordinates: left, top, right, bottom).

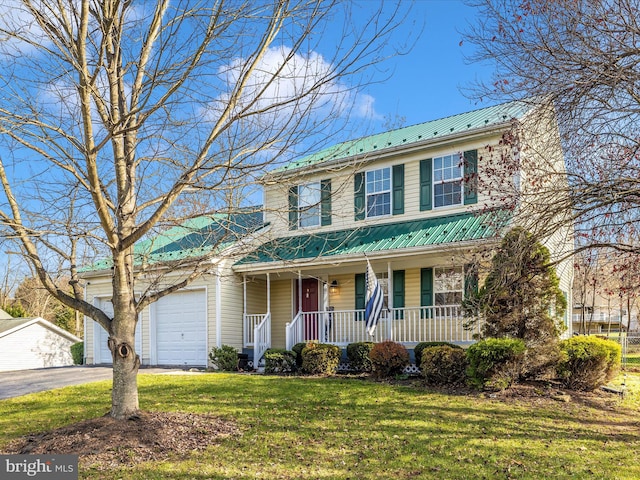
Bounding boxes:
354 165 405 220
420 149 478 209
288 180 332 230
354 270 405 317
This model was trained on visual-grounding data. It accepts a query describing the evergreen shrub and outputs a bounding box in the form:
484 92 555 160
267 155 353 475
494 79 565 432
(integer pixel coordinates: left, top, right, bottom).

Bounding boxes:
420 345 468 386
301 343 341 375
466 338 526 390
264 348 297 374
292 342 307 369
414 341 462 368
557 336 622 391
209 345 239 371
346 342 375 372
70 341 84 365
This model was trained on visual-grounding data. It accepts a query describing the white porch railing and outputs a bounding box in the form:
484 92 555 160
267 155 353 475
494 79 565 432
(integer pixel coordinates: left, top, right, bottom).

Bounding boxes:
285 305 479 349
285 311 304 350
244 314 266 346
253 312 271 365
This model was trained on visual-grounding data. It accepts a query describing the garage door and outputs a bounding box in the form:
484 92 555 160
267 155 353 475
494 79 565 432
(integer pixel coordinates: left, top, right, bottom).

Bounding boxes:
93 299 142 365
153 289 207 366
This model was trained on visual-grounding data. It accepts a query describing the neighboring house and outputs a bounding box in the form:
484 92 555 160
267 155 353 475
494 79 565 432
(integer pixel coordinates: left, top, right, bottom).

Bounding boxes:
0 317 82 371
572 297 639 335
83 101 574 367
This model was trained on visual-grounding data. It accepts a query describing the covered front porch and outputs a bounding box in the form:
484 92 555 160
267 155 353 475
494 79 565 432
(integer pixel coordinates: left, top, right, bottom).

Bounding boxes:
245 305 480 364
239 256 482 364
234 211 500 363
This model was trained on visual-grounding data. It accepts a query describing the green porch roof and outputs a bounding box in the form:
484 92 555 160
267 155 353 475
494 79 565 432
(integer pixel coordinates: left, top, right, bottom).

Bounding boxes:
83 210 265 272
236 210 509 266
274 101 531 175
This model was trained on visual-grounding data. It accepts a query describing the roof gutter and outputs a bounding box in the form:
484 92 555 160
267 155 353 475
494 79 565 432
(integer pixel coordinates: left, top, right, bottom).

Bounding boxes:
232 237 500 275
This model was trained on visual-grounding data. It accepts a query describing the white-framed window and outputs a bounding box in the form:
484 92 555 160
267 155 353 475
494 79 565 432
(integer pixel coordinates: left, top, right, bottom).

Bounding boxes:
433 154 463 208
366 167 391 217
298 182 321 228
434 267 463 305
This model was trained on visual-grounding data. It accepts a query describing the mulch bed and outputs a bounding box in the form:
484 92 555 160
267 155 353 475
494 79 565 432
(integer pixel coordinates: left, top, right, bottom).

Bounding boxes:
3 411 240 470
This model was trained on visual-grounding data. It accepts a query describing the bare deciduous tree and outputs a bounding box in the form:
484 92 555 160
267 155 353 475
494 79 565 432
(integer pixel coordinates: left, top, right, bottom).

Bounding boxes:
0 0 411 419
463 0 640 255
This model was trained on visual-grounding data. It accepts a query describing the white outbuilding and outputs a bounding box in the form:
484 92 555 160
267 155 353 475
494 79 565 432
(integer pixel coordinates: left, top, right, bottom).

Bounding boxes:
0 316 81 371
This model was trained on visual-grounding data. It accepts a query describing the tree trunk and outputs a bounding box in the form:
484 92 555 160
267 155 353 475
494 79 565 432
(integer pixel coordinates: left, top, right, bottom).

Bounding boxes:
110 335 140 419
109 251 140 419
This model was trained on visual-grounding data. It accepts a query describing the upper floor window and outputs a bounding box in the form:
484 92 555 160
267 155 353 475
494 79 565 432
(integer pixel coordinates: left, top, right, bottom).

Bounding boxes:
420 150 477 211
366 167 391 217
289 179 331 230
433 154 463 208
298 182 321 228
434 267 463 305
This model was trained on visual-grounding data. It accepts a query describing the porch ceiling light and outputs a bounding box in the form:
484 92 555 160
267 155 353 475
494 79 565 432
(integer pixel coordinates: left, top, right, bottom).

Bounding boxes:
329 280 340 294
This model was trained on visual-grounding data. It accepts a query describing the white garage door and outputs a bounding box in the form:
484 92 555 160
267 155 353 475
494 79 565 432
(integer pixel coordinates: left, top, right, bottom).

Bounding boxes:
153 289 207 366
93 299 142 365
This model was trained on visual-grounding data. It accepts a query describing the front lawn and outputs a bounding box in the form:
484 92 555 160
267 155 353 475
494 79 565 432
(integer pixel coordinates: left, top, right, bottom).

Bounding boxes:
1 373 639 479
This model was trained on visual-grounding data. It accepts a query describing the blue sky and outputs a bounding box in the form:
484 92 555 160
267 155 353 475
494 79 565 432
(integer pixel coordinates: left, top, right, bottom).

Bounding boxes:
364 0 494 130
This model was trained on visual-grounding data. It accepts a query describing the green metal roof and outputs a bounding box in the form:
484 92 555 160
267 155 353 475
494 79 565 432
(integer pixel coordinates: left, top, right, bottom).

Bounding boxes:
82 210 265 272
236 210 509 266
274 101 531 175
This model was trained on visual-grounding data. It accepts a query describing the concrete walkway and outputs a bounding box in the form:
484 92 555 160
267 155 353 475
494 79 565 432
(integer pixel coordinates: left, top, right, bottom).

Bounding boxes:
0 365 186 400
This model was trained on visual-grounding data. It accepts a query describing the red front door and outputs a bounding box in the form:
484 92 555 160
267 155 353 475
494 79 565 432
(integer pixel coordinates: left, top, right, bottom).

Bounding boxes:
296 278 319 340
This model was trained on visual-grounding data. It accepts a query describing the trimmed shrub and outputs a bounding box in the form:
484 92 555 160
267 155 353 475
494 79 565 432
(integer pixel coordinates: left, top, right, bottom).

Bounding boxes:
292 342 307 369
209 345 238 371
466 338 526 390
414 341 462 367
264 348 297 374
70 341 84 365
301 343 341 375
369 340 410 379
557 336 622 391
346 342 375 372
420 345 468 386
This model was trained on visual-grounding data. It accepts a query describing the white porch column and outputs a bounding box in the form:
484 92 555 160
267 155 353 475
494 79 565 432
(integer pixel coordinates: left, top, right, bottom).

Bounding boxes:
387 261 393 340
267 273 271 313
216 264 222 348
297 270 302 313
243 274 247 316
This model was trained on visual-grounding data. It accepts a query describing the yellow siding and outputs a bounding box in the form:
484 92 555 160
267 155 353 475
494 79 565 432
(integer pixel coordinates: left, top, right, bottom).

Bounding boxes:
263 134 506 237
270 279 292 349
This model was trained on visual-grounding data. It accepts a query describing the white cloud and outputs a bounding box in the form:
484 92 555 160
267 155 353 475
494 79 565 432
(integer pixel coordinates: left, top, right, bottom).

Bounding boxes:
208 45 381 126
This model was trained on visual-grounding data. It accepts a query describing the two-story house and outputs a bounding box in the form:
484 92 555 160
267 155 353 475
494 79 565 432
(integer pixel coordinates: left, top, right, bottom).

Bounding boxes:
82 101 574 367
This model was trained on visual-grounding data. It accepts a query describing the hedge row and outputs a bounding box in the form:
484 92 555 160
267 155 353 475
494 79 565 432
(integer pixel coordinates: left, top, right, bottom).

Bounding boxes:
217 335 622 391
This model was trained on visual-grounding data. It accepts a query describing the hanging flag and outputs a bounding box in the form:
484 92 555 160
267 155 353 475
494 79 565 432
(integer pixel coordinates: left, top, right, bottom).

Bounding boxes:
365 258 384 336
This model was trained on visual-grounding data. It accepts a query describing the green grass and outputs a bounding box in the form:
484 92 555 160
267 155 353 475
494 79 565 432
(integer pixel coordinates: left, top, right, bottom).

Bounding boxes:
1 373 640 480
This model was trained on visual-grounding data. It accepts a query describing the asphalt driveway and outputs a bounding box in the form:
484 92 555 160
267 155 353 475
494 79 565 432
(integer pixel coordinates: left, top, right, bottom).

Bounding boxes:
0 366 183 400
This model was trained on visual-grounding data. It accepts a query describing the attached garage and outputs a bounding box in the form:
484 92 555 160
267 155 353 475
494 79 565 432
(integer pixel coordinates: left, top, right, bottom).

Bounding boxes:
151 289 208 366
92 298 142 365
